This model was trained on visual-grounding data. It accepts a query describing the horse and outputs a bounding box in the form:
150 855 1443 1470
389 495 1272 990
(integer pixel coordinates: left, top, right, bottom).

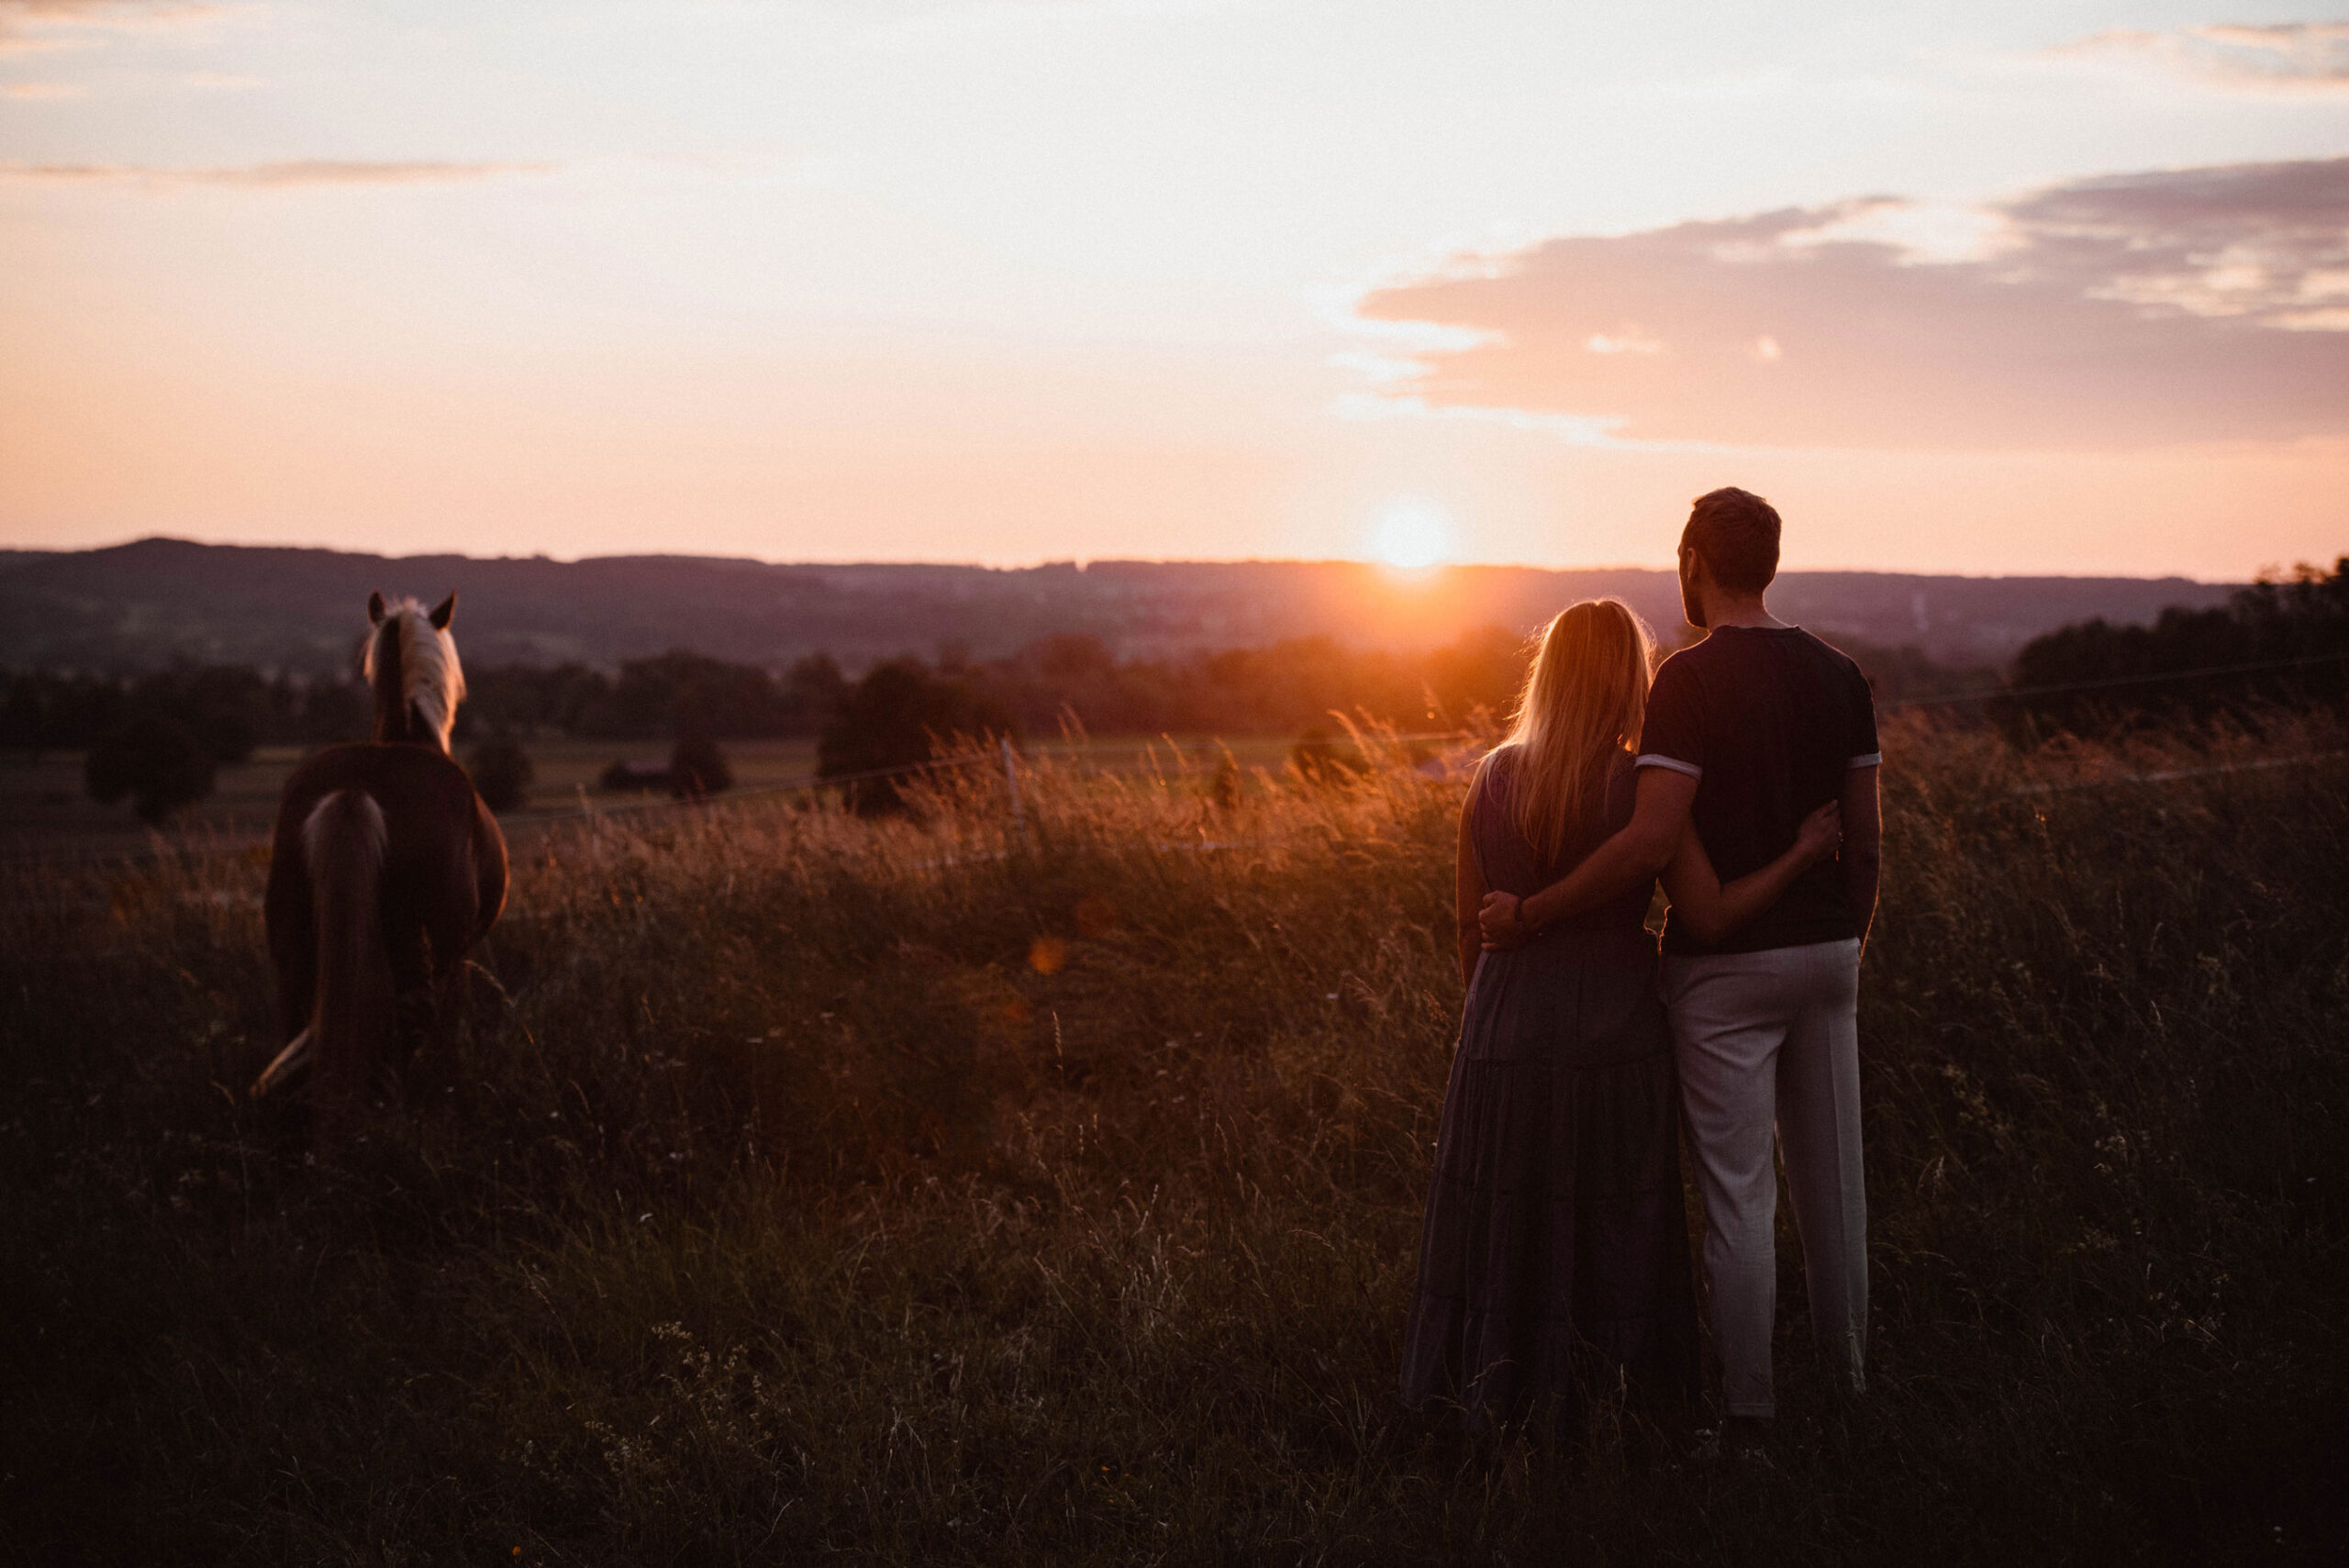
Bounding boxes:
252 591 509 1143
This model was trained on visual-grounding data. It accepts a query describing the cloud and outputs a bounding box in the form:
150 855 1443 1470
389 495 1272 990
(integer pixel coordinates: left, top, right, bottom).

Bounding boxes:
2 77 80 95
0 1 236 25
1349 159 2349 451
2053 21 2349 92
0 159 554 186
857 0 1244 48
0 1 246 63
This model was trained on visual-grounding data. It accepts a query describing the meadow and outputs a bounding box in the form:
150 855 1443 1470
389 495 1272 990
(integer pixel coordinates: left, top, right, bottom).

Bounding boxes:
3 715 2344 1564
0 736 1319 861
0 740 827 861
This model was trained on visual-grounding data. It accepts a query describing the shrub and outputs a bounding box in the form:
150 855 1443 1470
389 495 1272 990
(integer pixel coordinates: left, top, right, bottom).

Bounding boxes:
83 714 216 822
669 733 732 800
468 736 535 813
818 658 1012 814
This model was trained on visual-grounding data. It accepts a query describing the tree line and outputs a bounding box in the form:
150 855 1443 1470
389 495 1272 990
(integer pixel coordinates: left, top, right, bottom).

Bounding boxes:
1998 558 2348 736
0 630 1542 761
20 568 2343 825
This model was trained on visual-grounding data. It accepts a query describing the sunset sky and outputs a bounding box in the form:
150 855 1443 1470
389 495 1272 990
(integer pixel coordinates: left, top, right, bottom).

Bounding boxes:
3 2 2346 577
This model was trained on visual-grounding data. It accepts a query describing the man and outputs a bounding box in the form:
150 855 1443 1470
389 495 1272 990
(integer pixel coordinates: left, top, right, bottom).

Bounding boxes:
1478 486 1881 1447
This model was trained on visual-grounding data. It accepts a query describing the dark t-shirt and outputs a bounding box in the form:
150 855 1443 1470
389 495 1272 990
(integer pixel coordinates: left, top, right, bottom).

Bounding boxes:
1636 625 1880 956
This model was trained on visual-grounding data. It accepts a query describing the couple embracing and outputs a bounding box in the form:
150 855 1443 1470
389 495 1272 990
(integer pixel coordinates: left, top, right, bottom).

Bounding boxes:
1400 486 1882 1451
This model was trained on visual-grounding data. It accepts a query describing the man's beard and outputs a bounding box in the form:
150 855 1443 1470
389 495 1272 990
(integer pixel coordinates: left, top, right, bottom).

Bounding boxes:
1679 567 1707 629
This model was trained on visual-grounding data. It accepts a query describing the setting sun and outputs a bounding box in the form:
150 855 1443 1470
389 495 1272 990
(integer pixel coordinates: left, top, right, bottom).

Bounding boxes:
1367 496 1454 572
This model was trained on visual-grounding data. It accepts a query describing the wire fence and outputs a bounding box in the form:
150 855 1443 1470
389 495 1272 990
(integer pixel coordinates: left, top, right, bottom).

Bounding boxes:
1878 648 2349 711
2004 750 2343 796
2 728 1482 870
12 647 2347 870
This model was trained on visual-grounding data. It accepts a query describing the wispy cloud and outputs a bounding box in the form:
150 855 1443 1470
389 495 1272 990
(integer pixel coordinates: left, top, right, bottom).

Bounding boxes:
0 0 250 68
1350 159 2349 451
2 77 80 95
0 159 555 186
857 0 1243 49
2052 20 2349 92
0 1 239 26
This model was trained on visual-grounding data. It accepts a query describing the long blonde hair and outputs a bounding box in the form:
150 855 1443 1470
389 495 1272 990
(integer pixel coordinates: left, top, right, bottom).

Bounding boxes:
1490 598 1654 865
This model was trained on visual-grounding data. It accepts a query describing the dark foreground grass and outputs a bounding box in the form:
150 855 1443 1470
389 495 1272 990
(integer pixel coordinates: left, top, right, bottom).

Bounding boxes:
4 721 2345 1564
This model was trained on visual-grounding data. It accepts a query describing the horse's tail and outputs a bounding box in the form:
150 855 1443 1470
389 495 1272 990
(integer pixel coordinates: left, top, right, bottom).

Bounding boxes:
303 789 392 1140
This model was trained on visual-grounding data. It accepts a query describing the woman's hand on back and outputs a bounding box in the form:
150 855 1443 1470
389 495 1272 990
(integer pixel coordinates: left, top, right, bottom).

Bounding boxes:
1478 890 1529 951
1794 800 1842 865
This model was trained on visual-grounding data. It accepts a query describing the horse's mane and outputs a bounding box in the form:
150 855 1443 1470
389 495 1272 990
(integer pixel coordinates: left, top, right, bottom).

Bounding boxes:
362 598 466 751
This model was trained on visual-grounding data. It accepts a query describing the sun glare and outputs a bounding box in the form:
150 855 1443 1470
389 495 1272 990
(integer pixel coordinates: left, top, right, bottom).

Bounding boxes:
1367 496 1453 572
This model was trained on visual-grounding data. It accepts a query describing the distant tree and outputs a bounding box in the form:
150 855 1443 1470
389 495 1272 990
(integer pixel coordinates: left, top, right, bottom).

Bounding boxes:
1828 637 1993 706
1029 632 1116 683
2 670 125 752
2001 558 2349 738
0 674 44 753
131 665 270 763
1421 625 1530 728
783 654 848 733
296 676 372 745
818 658 1013 814
85 716 216 823
467 736 535 813
670 732 734 800
617 651 796 740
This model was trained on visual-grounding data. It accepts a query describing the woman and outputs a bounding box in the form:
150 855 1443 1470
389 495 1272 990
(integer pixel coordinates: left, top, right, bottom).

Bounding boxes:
1400 598 1840 1431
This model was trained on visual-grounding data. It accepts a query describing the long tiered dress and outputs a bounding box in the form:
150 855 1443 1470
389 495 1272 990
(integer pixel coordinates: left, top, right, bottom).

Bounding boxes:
1400 744 1701 1429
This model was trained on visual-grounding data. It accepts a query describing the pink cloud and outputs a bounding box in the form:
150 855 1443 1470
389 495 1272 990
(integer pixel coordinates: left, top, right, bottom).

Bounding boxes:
0 1 250 64
2054 22 2349 91
1352 159 2349 450
0 159 554 185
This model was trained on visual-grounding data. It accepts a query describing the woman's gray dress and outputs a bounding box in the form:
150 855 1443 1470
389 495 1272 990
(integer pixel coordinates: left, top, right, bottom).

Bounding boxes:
1400 745 1700 1428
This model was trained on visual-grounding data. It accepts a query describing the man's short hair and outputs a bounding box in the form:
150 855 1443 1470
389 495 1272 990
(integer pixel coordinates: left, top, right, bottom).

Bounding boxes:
1682 487 1781 595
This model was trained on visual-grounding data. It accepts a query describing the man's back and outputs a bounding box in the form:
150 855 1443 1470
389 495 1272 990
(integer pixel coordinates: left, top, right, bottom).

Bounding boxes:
1637 625 1879 955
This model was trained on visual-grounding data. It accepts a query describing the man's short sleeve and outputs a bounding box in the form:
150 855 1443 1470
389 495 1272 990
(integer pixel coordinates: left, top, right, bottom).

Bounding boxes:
1637 654 1705 780
1846 662 1881 769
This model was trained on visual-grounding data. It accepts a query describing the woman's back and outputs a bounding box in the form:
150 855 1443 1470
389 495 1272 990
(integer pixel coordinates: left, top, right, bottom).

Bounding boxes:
1469 743 1653 952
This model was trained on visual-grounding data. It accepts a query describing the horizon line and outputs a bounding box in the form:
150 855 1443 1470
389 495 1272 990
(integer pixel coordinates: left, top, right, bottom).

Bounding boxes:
0 534 2252 585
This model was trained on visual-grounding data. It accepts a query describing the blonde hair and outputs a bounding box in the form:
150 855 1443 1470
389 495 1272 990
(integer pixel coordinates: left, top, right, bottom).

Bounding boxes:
1489 598 1654 865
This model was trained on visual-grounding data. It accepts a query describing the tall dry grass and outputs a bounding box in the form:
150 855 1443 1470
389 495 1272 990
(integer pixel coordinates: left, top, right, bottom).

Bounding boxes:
3 719 2344 1563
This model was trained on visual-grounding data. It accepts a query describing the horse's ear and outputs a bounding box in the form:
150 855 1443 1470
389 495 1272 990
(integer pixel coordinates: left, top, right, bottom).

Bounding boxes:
367 591 386 625
429 592 456 631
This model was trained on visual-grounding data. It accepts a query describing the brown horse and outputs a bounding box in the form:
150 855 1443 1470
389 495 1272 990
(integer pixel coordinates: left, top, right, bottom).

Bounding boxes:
252 591 508 1141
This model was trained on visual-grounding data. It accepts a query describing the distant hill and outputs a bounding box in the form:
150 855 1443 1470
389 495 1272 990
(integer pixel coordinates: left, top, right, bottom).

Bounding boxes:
0 538 2236 675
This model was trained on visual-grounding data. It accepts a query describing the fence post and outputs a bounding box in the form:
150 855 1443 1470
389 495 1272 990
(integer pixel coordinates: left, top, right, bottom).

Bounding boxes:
1002 736 1025 841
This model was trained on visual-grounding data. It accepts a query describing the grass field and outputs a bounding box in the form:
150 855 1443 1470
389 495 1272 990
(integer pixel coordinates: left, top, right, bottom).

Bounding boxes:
3 719 2344 1563
0 735 1323 861
0 740 826 859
